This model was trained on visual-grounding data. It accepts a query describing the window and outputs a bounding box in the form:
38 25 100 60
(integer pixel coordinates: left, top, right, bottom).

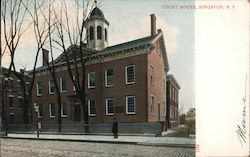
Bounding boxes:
61 102 68 117
17 80 22 92
97 26 102 39
106 98 114 115
8 96 14 108
105 28 107 41
25 82 30 95
163 79 166 93
38 104 43 118
9 114 14 124
73 75 79 91
88 100 96 116
90 26 94 40
105 69 114 87
8 78 14 90
49 103 55 118
49 80 55 94
88 72 96 88
150 96 154 113
150 65 154 84
36 82 42 96
125 65 135 84
18 97 23 108
60 78 67 92
126 96 135 114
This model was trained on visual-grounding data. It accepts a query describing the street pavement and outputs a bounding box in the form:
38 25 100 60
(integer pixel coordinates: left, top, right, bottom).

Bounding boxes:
6 133 195 148
1 138 195 157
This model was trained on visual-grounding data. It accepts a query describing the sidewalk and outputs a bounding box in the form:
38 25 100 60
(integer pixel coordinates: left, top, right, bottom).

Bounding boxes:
3 133 195 148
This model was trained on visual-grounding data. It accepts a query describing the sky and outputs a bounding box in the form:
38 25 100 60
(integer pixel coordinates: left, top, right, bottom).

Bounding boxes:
1 0 195 113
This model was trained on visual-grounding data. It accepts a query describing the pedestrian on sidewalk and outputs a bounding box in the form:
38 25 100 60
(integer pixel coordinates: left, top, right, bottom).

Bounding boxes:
112 118 118 138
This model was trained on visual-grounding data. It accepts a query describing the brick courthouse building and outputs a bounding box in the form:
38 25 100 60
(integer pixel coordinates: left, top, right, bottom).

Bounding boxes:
31 7 180 130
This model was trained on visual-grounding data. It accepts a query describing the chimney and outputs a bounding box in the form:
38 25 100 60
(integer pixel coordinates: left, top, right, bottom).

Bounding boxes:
150 14 156 37
42 49 49 66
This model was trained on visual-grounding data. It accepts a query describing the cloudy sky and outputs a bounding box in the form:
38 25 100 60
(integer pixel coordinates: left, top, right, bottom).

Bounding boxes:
2 0 195 113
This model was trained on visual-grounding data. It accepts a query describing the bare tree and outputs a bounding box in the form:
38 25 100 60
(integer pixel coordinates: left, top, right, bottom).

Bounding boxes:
24 0 63 131
1 0 32 124
53 0 94 132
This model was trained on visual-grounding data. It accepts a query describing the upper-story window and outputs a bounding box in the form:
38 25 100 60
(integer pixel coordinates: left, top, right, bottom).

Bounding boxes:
73 75 79 91
88 99 96 116
88 72 96 89
36 82 42 96
105 69 114 87
49 80 55 94
8 78 14 90
90 26 94 40
105 28 107 41
97 26 102 39
60 78 67 92
126 96 135 114
163 79 166 94
106 98 114 115
17 80 22 92
125 65 135 84
25 82 30 95
150 65 154 84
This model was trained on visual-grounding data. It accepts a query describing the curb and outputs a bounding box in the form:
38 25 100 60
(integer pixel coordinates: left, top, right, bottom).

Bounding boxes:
1 136 195 148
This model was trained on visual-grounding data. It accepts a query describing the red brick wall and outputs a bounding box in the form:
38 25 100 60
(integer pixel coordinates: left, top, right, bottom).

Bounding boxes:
147 41 167 122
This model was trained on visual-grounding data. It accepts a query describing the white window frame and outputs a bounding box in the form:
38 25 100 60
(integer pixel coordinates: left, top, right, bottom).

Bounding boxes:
60 78 67 92
105 69 114 87
38 104 43 118
150 95 154 113
49 80 55 94
88 72 96 89
36 82 42 96
125 65 135 84
49 103 55 118
126 96 136 114
61 102 68 117
88 100 96 116
106 98 114 115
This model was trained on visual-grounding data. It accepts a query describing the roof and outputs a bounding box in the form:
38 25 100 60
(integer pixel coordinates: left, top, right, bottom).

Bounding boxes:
87 7 109 25
167 74 181 89
90 7 105 19
100 36 154 55
34 32 170 75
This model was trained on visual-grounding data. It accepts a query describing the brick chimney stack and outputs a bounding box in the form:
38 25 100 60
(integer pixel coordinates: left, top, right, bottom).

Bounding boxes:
150 14 156 37
42 49 49 66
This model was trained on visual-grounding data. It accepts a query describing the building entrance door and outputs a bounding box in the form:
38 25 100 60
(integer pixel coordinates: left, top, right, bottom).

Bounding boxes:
74 103 81 122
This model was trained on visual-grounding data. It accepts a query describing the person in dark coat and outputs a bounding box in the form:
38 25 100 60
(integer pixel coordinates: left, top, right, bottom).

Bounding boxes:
112 118 118 138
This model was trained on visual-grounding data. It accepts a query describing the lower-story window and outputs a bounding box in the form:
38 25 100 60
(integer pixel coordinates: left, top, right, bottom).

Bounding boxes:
88 99 96 116
106 98 114 115
126 96 135 114
49 103 55 118
38 104 43 118
61 102 68 117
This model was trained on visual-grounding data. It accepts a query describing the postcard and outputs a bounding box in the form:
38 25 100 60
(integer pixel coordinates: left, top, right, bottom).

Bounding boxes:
0 0 249 157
